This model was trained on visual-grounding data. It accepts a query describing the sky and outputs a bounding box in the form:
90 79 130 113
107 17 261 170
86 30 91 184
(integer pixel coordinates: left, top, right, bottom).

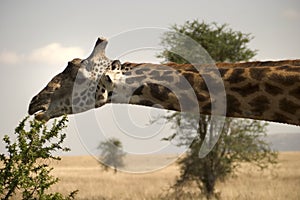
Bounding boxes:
0 0 300 160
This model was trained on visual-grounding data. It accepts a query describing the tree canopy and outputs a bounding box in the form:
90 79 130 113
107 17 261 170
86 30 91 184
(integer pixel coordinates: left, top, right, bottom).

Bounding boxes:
158 20 277 199
98 138 126 173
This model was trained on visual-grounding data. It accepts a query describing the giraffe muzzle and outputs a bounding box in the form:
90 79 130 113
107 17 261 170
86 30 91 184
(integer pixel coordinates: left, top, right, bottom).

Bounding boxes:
28 94 50 121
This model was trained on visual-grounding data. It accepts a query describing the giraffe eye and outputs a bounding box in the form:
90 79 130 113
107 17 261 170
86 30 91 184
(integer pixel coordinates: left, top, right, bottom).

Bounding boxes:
105 75 112 83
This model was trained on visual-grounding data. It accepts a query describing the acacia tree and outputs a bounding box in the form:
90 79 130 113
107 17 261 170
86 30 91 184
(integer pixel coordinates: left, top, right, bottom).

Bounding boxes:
158 20 278 199
98 138 126 173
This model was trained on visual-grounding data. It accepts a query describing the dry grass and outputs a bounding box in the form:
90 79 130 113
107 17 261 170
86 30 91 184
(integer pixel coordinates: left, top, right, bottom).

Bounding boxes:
47 152 300 200
218 152 300 200
49 155 179 200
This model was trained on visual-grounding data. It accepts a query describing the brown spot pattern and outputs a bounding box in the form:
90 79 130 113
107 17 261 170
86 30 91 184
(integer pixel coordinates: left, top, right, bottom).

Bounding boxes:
218 68 229 77
133 85 145 96
249 95 270 115
196 93 208 102
138 100 154 107
181 72 195 87
269 74 298 86
202 102 212 113
289 87 300 99
273 112 291 124
73 97 80 105
264 83 283 95
279 98 299 115
227 94 242 115
135 68 150 75
125 76 146 84
231 83 260 97
149 84 171 102
227 68 246 83
176 76 193 90
249 68 270 81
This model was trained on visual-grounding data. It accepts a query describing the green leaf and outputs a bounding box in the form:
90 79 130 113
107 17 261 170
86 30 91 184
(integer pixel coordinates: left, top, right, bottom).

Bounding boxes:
0 116 77 200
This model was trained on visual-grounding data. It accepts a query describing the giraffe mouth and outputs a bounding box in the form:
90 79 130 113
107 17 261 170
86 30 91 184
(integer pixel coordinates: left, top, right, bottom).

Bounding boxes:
28 103 49 121
32 108 47 120
29 107 48 121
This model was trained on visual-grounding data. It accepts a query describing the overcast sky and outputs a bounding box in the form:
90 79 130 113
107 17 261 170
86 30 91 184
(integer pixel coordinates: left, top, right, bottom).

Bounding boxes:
0 0 300 158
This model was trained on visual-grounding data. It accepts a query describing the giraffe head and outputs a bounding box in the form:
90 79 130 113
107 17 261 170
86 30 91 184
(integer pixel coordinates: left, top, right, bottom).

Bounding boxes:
28 37 120 121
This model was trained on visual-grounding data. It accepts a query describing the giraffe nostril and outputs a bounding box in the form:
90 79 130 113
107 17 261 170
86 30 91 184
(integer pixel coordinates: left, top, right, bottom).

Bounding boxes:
32 95 38 102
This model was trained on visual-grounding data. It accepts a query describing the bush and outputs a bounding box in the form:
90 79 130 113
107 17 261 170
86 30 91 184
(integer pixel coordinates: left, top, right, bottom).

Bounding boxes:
0 116 77 200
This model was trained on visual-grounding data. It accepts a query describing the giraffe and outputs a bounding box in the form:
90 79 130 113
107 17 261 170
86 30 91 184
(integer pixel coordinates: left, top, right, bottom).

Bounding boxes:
28 38 300 126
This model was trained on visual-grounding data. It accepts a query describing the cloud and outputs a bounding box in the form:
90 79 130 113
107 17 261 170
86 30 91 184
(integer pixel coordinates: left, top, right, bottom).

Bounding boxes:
0 43 85 65
28 43 85 64
0 50 23 64
282 9 300 20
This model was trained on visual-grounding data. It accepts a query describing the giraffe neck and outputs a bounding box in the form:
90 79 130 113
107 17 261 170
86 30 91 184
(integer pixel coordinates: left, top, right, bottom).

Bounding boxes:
102 60 300 126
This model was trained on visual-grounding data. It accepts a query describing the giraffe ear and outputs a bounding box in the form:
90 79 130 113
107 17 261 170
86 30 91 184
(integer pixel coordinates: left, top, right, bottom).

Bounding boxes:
111 60 122 70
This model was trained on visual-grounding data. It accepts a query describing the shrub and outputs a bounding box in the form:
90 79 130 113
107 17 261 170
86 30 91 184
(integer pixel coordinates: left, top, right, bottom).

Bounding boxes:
0 116 77 200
